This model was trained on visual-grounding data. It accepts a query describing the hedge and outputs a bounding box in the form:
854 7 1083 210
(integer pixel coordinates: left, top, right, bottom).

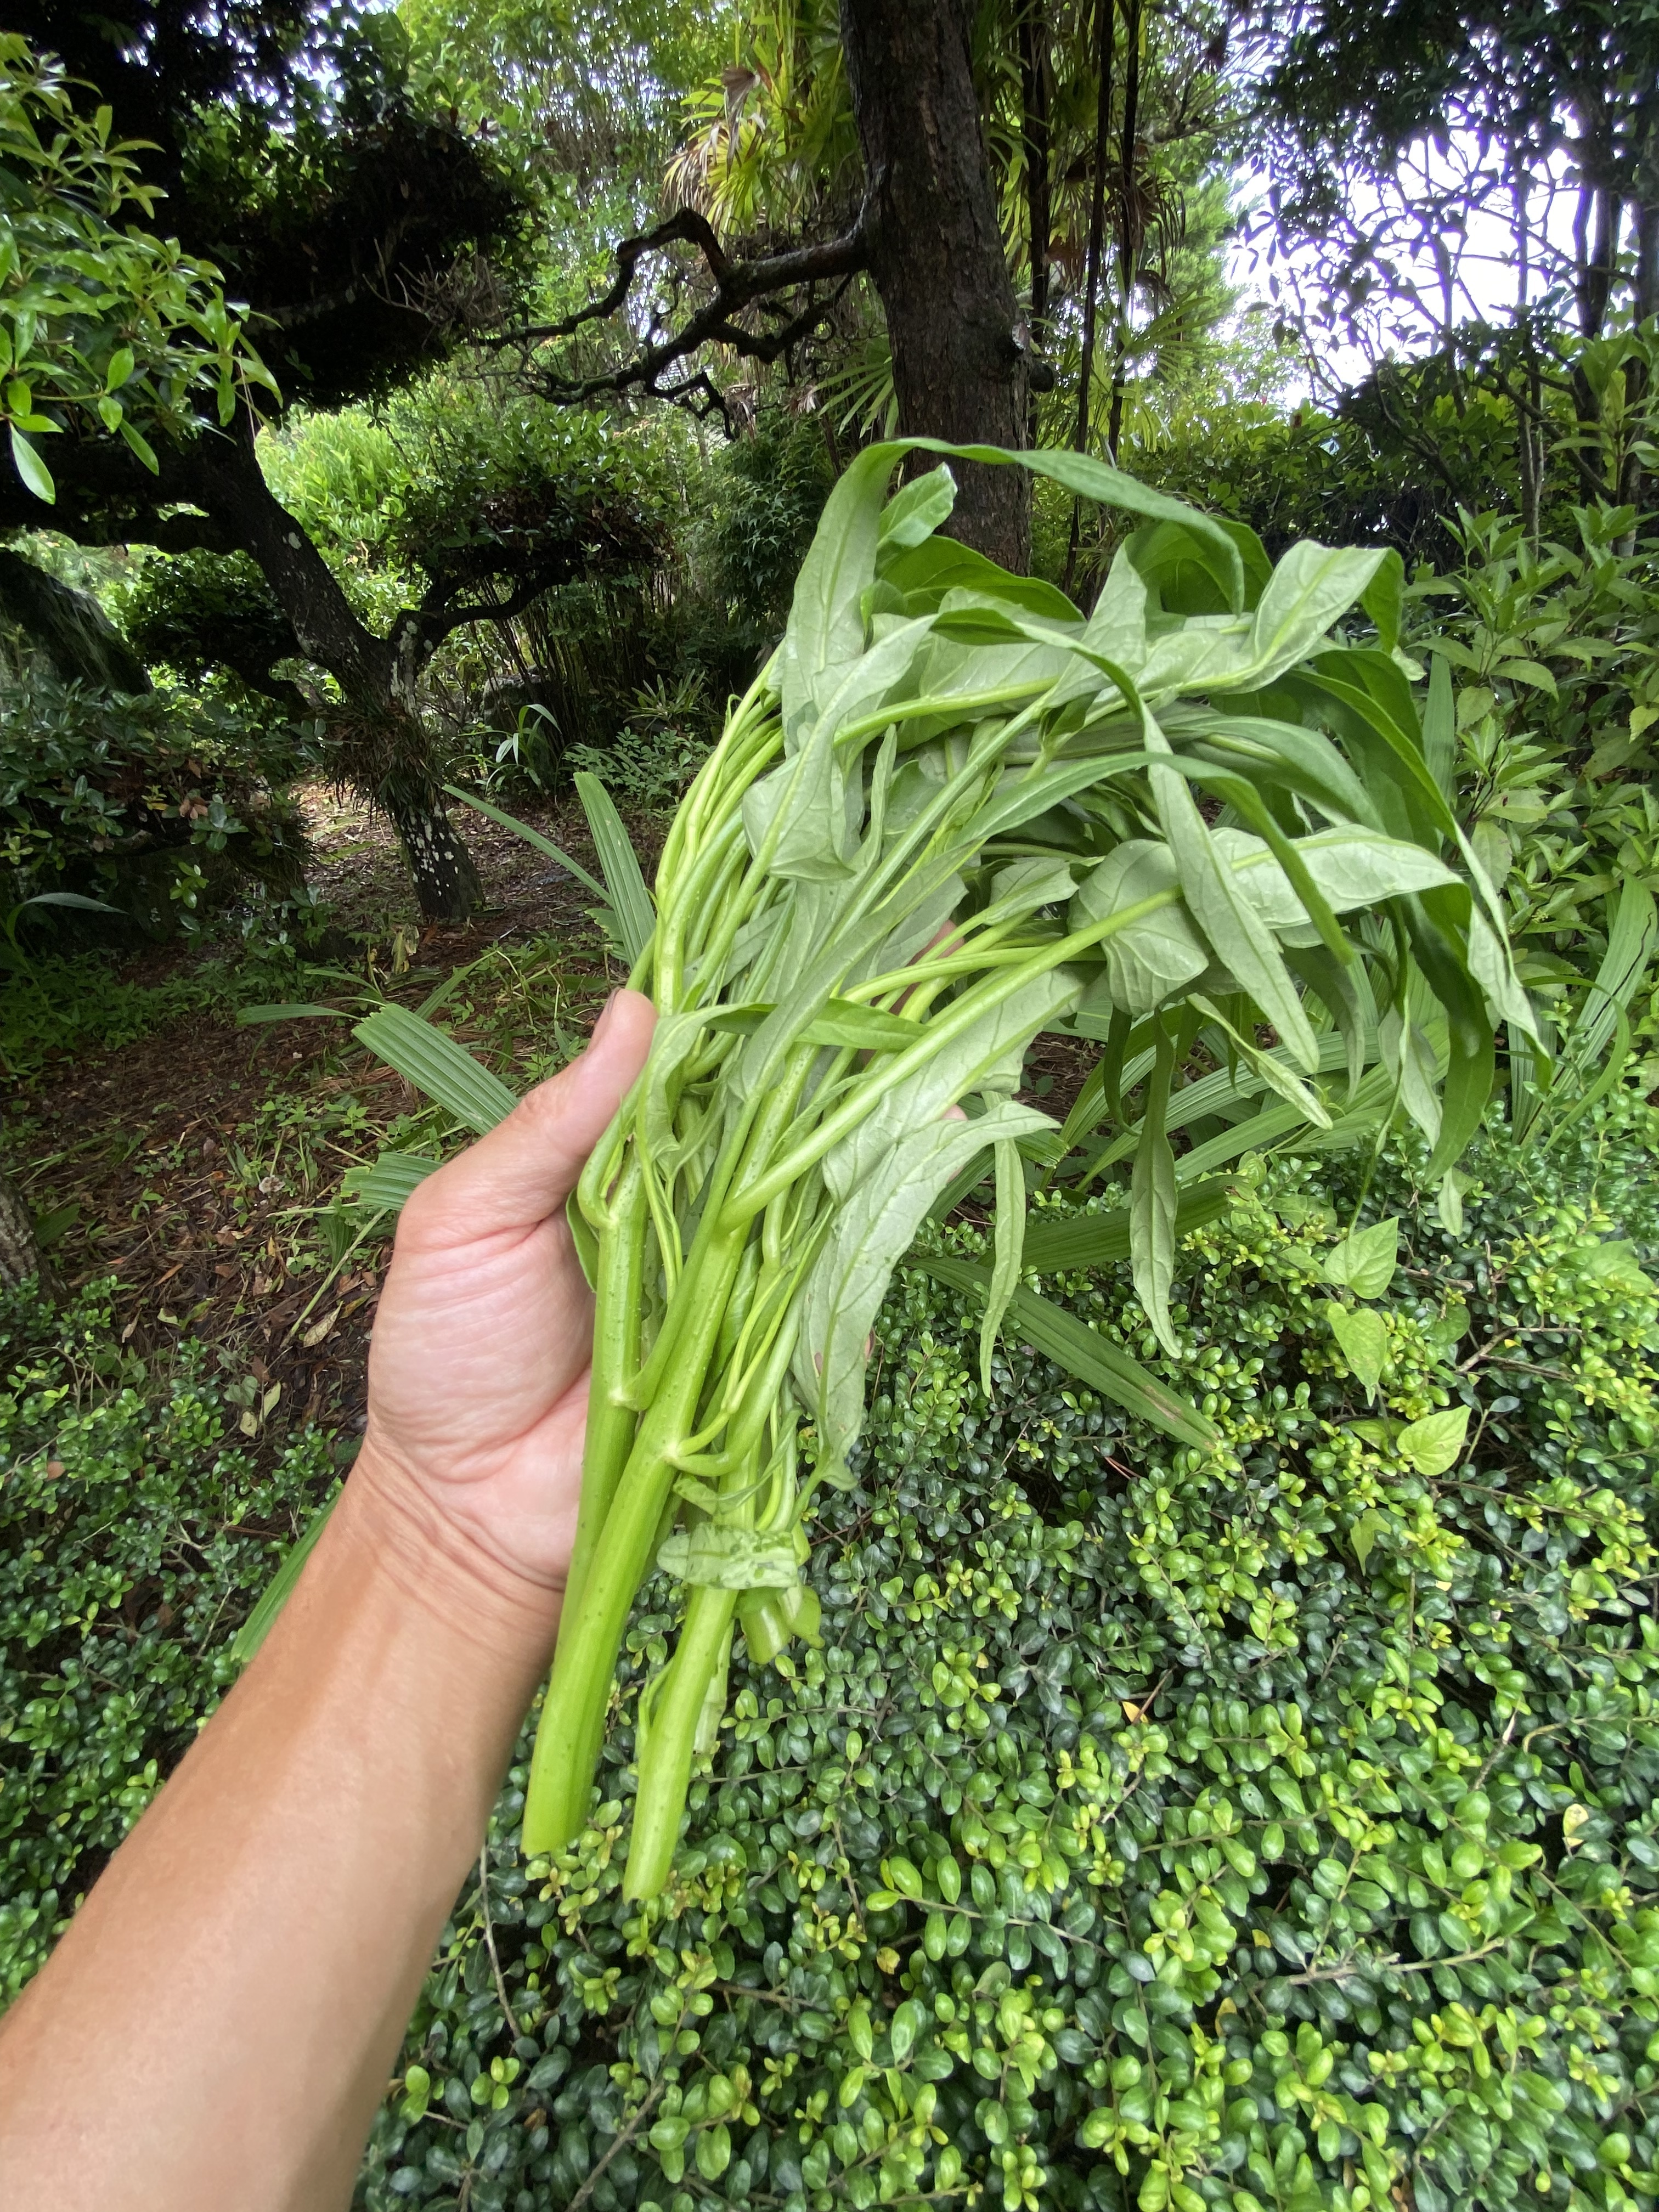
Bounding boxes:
3 1087 1658 2212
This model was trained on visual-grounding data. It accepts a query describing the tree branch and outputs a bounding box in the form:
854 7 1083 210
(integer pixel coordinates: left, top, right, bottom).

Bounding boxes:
492 208 870 421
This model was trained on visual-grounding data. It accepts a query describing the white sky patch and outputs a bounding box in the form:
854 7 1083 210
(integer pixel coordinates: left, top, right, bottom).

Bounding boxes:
1227 132 1593 398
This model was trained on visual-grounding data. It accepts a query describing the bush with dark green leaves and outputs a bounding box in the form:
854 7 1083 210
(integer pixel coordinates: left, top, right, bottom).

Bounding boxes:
0 675 315 928
5 1091 1659 2212
356 1086 1659 2212
0 1286 339 2001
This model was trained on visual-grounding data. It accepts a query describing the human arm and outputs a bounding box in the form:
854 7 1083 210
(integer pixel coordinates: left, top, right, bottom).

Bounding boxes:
0 990 656 2212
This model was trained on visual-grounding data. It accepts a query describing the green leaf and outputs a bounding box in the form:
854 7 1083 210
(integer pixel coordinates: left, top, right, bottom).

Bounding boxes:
657 1526 800 1590
1566 1238 1656 1299
353 1005 518 1135
879 463 956 548
783 443 898 732
574 772 655 967
118 418 158 472
1561 877 1656 1077
823 969 1077 1201
1191 994 1331 1130
340 1149 441 1211
1249 543 1387 686
798 1102 1052 1475
1423 656 1456 800
236 1002 352 1026
1396 1406 1470 1477
1499 657 1558 696
1323 1217 1400 1298
1215 826 1459 935
1361 550 1404 654
993 443 1245 611
105 345 134 391
1326 1304 1388 1401
1070 841 1209 1018
979 1137 1025 1391
800 998 923 1051
1130 1023 1180 1357
1350 1509 1384 1570
879 533 1080 622
443 783 607 899
1022 1178 1233 1273
15 889 118 918
970 757 1120 843
1437 1169 1468 1235
913 1254 1218 1449
9 424 53 501
1144 715 1319 1069
229 1492 339 1665
1185 712 1382 831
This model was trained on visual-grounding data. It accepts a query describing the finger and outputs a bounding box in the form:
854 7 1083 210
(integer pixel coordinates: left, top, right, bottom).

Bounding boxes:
400 989 655 1245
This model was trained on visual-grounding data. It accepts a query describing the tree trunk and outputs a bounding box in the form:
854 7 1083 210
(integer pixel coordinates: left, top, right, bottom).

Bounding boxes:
0 1166 45 1293
839 0 1031 571
381 773 486 926
188 423 482 924
1619 92 1659 516
1107 0 1143 464
1018 4 1052 448
1063 0 1116 596
0 550 153 692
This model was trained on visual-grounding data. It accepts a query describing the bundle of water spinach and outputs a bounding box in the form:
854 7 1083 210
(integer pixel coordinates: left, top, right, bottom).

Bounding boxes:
374 441 1525 1898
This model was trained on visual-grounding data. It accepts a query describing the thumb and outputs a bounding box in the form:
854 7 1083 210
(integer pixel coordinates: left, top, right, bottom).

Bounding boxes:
397 990 655 1247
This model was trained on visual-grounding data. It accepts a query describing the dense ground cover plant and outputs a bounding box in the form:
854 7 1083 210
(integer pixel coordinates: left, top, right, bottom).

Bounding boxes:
349 1089 1659 2212
0 1281 339 2002
5 1077 1658 2207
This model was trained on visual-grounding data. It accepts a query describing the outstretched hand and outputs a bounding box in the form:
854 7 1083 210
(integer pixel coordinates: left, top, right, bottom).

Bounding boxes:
359 987 656 1597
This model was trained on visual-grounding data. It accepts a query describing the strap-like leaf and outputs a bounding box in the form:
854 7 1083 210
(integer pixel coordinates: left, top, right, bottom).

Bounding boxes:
341 1149 441 1211
979 1138 1025 1391
1130 1022 1181 1356
229 1492 339 1666
236 1002 352 1025
1564 878 1657 1075
914 1253 1218 1449
354 1005 518 1135
1422 656 1456 799
574 772 656 967
1022 1176 1233 1273
444 782 607 899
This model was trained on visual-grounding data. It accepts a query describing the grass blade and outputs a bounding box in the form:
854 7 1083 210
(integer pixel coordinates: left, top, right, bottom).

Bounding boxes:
354 1005 518 1135
230 1492 339 1666
1022 1177 1233 1273
443 782 607 900
574 771 656 967
915 1252 1218 1449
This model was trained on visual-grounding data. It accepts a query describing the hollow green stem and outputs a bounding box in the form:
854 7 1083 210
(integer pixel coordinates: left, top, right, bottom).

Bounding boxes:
622 1581 740 1899
521 1215 749 1855
555 1155 646 1637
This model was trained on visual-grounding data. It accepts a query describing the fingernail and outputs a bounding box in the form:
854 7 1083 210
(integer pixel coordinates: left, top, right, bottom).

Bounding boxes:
592 990 619 1042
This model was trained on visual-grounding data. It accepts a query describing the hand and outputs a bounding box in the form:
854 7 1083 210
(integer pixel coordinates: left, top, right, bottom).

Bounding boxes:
358 989 656 1599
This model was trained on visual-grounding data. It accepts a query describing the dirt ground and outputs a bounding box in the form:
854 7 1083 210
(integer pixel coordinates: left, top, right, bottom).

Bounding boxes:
9 787 624 1446
7 786 1095 1457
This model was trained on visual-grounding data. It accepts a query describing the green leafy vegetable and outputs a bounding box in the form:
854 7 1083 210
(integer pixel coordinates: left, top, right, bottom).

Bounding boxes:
354 440 1519 1899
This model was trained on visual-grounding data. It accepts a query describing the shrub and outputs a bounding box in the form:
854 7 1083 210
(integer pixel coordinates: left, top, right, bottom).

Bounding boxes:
0 1280 340 2002
354 1088 1659 2212
0 676 316 932
7 1093 1659 2208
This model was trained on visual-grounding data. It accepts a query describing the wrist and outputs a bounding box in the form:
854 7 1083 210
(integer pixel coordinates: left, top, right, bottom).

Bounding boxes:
338 1437 563 1678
